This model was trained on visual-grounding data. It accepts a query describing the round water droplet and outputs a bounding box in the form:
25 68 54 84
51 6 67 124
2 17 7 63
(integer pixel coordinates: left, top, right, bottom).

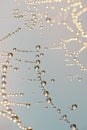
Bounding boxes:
26 103 31 108
36 45 41 51
46 17 51 23
13 48 17 52
63 115 67 119
71 104 78 110
34 65 39 70
1 81 6 87
3 99 8 104
41 70 46 75
1 86 5 92
46 98 52 104
41 81 46 87
2 93 6 98
78 77 82 82
27 127 33 130
70 124 77 130
8 53 13 59
1 75 6 81
36 60 40 64
51 79 55 83
2 65 7 71
40 53 44 57
43 91 49 97
57 109 61 113
11 115 19 123
7 108 12 114
35 54 39 59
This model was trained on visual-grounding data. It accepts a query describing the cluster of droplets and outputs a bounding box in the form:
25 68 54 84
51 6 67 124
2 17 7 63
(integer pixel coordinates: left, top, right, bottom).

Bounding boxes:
0 27 21 44
34 45 79 128
0 49 33 130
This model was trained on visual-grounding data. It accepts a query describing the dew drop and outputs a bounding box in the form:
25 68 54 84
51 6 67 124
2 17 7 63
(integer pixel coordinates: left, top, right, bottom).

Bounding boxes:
8 53 13 59
71 104 78 110
34 65 40 70
11 115 19 123
36 45 41 51
70 124 77 130
2 65 7 71
46 98 52 104
43 91 49 97
36 60 40 64
13 48 17 52
51 79 55 83
41 81 46 87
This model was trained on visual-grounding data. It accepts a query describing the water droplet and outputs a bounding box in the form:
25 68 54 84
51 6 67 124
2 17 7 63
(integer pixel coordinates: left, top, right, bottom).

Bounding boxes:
13 48 17 52
27 127 33 130
2 93 6 98
71 104 78 110
2 65 7 71
11 115 19 123
46 98 52 104
46 17 51 23
41 70 46 75
36 45 41 51
1 75 6 80
8 53 13 59
70 124 77 130
7 108 12 114
40 53 44 57
35 55 39 58
63 115 67 120
34 65 39 70
41 81 46 87
43 91 49 96
1 81 6 87
57 109 61 113
51 79 55 83
36 60 40 64
78 77 82 82
26 103 31 108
